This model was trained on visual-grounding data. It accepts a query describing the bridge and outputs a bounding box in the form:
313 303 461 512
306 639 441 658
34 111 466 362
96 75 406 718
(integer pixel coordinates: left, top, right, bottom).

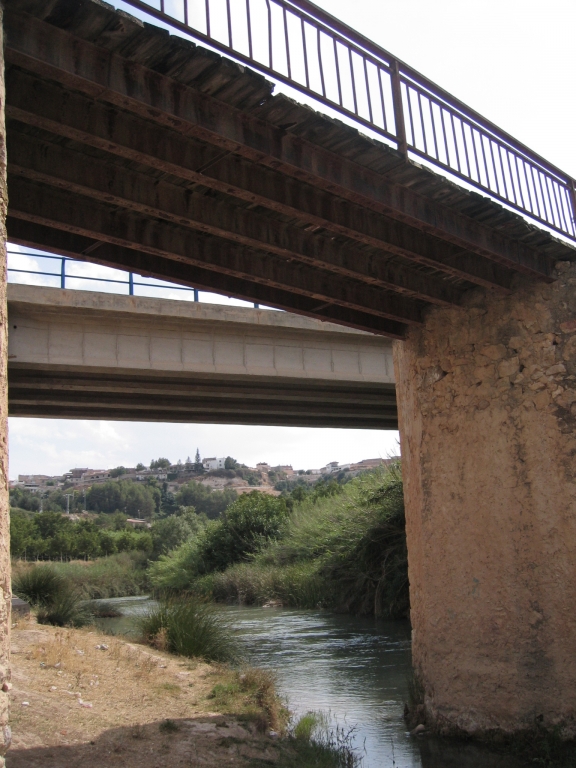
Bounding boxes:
7 283 396 428
0 0 574 753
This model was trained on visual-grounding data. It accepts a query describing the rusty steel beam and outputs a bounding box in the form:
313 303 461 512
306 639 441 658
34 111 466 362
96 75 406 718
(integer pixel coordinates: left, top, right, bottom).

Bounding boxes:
6 73 516 293
4 10 553 280
7 130 464 307
8 176 424 326
6 217 408 338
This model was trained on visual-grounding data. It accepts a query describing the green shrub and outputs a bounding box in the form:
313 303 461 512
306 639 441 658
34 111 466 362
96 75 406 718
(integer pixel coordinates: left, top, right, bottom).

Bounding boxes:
12 565 65 607
149 492 289 589
138 598 242 663
36 590 92 628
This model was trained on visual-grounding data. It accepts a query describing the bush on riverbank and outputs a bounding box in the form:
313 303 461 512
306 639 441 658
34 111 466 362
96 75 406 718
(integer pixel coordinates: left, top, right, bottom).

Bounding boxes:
13 551 148 600
138 597 242 663
149 492 290 589
13 564 92 627
151 464 409 618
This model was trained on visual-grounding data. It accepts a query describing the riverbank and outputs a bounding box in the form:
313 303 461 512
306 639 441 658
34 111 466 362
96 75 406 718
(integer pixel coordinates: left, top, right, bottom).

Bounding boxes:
9 616 286 767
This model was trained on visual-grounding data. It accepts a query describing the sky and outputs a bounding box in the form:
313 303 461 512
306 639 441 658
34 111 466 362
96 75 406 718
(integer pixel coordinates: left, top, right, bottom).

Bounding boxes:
8 0 576 478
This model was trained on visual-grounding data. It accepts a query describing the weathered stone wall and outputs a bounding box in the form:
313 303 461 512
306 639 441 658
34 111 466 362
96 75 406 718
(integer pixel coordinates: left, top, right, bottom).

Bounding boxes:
394 260 576 736
0 4 10 764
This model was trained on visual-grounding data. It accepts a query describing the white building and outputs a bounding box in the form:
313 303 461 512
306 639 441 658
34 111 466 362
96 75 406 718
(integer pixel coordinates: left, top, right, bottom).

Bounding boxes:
202 457 227 471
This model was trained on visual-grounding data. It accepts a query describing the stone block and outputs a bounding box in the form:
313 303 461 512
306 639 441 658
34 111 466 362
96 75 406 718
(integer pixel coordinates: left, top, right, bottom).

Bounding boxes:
498 357 520 378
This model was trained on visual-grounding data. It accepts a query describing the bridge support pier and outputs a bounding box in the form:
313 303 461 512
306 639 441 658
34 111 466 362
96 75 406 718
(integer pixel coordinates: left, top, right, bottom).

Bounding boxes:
394 261 576 736
0 5 10 765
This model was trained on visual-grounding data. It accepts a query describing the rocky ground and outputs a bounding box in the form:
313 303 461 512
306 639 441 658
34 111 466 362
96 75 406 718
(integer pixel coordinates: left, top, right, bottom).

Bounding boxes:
7 618 284 767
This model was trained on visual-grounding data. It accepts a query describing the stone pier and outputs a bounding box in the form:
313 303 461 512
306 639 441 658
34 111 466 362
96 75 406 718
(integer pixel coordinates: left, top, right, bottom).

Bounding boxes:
394 261 576 735
0 4 10 764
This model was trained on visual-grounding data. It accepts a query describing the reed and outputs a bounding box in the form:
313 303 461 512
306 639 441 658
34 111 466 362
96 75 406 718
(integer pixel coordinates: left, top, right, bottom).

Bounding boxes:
137 597 242 663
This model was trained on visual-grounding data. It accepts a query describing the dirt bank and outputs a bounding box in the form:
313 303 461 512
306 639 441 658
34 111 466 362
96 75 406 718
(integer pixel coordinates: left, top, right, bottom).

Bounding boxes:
7 618 284 767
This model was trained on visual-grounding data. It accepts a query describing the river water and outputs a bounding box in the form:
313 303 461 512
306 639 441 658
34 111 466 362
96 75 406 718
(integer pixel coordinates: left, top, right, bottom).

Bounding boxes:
94 596 521 768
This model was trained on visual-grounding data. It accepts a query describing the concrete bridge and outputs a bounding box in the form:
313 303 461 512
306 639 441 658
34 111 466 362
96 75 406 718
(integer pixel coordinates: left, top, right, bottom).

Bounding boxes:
7 284 396 428
0 0 574 755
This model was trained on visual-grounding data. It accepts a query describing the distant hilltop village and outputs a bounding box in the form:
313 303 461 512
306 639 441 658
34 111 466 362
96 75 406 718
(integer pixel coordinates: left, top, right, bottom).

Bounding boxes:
12 455 397 495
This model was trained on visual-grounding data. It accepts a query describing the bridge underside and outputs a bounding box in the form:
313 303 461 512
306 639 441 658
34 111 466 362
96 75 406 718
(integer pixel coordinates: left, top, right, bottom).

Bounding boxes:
3 0 573 340
9 367 396 428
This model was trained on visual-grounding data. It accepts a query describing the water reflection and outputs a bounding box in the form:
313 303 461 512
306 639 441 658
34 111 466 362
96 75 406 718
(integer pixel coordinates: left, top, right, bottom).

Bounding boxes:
94 597 523 768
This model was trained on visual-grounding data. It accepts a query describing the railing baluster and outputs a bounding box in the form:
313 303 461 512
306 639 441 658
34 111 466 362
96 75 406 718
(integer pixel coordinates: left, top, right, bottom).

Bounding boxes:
60 258 66 289
283 7 291 78
377 67 387 133
129 273 134 296
266 0 273 69
333 38 343 106
246 0 253 60
226 0 233 48
363 58 373 124
301 17 310 89
348 47 358 115
205 0 210 37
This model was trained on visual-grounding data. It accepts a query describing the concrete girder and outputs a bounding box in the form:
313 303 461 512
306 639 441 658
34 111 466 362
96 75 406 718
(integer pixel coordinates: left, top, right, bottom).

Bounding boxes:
4 11 554 280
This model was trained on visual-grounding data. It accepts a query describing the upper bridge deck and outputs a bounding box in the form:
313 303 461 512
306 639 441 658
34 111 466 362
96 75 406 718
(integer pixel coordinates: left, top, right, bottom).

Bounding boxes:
4 0 575 339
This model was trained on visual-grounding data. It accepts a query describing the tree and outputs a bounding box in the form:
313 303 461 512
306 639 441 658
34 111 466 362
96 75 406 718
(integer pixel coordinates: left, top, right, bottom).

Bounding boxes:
136 463 145 471
150 457 171 470
196 492 289 573
175 482 237 519
109 466 126 478
86 481 157 519
195 448 201 464
224 456 238 470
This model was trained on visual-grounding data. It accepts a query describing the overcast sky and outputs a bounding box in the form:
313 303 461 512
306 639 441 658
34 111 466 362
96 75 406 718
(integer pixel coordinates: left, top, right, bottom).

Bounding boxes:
8 0 575 478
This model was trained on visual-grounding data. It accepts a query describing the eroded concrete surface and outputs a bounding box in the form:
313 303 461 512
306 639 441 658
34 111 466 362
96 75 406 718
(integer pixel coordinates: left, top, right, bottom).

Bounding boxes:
394 260 576 736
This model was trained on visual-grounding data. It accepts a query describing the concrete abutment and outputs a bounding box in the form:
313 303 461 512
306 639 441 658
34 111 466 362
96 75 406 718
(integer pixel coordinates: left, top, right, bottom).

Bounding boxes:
394 261 576 736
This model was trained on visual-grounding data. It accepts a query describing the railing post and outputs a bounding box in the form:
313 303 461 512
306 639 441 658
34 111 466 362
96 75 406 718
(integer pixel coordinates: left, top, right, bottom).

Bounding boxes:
391 60 408 157
60 258 66 289
194 288 199 302
570 180 576 237
128 272 134 295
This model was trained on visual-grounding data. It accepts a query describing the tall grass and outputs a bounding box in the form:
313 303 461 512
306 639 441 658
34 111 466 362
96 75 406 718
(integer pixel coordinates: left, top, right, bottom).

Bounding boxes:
12 565 65 607
195 560 327 609
138 597 242 663
12 551 148 600
13 564 91 627
278 712 362 768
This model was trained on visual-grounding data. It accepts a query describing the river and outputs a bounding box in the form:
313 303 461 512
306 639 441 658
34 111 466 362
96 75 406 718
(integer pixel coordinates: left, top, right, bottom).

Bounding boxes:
94 596 522 768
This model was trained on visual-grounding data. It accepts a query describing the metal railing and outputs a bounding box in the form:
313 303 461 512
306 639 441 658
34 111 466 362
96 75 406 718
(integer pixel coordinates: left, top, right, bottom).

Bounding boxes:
120 0 576 242
7 250 261 307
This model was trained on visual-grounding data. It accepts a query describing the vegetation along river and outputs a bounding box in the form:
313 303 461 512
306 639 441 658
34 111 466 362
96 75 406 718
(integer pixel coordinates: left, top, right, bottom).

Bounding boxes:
94 596 522 768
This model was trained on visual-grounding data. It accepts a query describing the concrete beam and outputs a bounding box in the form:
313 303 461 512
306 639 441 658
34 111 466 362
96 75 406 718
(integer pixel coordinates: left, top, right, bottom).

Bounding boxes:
7 284 397 429
4 12 553 280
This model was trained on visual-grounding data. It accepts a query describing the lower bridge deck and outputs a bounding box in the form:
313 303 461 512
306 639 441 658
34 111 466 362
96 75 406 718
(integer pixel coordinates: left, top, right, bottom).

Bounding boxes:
7 285 397 430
